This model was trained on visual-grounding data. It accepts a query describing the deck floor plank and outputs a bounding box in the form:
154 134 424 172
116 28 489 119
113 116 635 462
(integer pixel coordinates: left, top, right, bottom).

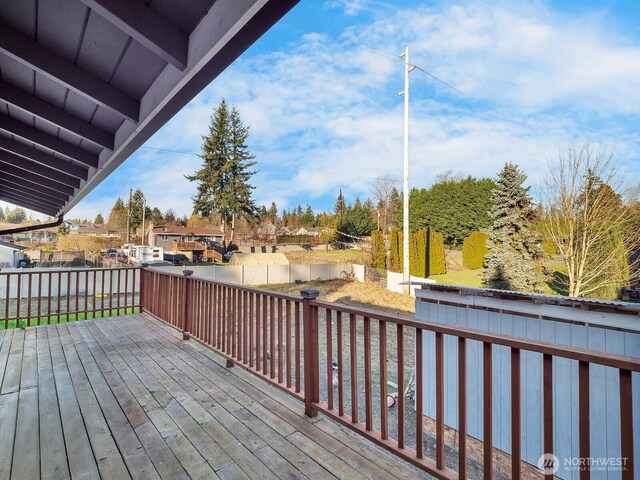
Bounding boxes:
138 316 419 480
36 326 70 480
47 325 102 479
0 391 18 479
1 314 430 480
64 324 160 480
77 323 191 480
1 328 23 394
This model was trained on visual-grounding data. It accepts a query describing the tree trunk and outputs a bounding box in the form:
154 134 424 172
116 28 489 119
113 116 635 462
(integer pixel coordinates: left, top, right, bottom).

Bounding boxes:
230 213 236 245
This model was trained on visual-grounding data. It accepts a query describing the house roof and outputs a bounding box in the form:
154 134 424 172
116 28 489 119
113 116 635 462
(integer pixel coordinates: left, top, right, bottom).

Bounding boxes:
0 240 25 251
152 225 223 236
0 0 299 218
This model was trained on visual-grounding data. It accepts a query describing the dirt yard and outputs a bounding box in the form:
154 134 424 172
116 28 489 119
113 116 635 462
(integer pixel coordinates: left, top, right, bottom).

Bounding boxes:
257 278 415 315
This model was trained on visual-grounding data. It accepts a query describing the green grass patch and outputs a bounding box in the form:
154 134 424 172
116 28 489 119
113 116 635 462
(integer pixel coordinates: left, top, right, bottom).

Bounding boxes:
0 307 140 330
428 269 483 288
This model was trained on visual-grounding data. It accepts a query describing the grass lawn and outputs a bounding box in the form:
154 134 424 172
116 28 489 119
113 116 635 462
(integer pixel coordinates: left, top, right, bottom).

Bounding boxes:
0 307 140 330
428 269 484 288
284 247 365 264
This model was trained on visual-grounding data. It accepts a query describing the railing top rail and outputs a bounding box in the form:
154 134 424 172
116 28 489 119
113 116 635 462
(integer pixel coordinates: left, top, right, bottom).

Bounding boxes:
311 299 640 372
0 266 141 275
143 268 301 302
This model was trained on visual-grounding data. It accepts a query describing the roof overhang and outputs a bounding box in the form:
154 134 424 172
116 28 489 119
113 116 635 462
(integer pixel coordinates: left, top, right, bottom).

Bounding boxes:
0 0 299 220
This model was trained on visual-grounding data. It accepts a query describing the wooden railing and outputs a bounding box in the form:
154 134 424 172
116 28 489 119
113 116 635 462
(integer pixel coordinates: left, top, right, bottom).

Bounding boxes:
0 267 141 329
140 268 639 480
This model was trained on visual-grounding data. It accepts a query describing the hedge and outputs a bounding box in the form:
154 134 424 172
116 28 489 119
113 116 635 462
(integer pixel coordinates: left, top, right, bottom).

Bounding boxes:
462 231 489 269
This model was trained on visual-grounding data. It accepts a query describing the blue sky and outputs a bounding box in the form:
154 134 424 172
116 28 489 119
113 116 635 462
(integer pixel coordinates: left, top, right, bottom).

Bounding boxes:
27 0 640 220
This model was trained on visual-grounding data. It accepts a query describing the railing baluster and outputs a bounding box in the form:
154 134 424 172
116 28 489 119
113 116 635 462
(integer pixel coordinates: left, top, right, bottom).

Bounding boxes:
543 354 554 480
483 341 493 479
579 360 590 480
249 292 254 368
436 332 444 469
263 295 268 374
286 299 292 387
620 369 634 480
295 301 301 393
337 311 344 416
350 314 358 423
397 324 405 449
27 272 32 326
379 320 388 440
16 272 21 324
511 348 521 480
327 309 334 410
4 273 9 328
37 272 42 325
364 316 372 431
255 293 261 371
458 337 467 479
270 296 276 379
278 298 283 383
416 328 424 458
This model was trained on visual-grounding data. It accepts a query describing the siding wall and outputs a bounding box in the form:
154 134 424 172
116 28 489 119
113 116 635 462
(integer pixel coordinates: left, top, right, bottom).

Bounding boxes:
415 290 640 480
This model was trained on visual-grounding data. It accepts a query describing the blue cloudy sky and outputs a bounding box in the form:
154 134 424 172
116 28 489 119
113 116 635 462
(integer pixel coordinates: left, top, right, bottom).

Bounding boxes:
43 0 640 219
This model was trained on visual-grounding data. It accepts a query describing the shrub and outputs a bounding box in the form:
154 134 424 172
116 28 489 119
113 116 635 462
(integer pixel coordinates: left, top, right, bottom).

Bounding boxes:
388 228 401 272
369 231 386 270
462 232 489 269
540 237 556 255
426 227 446 275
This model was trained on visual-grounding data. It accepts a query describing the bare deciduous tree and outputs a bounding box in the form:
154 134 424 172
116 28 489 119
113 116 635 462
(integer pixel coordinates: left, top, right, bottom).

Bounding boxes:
541 143 639 298
371 174 399 233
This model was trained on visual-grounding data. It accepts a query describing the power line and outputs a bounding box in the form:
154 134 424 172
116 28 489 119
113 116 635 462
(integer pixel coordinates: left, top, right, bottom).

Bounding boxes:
140 146 401 183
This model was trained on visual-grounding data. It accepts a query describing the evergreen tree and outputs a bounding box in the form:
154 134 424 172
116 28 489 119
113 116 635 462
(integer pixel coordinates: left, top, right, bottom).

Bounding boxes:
148 207 163 225
186 99 258 244
388 228 401 272
301 205 314 227
107 197 127 228
405 177 495 245
0 208 4 222
129 189 145 230
369 231 386 270
335 190 346 226
94 213 104 224
482 163 544 292
163 209 176 225
268 202 278 222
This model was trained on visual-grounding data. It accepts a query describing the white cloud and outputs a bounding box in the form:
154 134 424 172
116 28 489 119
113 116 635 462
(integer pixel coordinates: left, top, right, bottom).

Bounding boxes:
67 0 640 220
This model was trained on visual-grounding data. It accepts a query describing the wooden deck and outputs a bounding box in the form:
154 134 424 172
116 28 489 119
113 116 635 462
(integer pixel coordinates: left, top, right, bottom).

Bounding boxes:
0 314 430 479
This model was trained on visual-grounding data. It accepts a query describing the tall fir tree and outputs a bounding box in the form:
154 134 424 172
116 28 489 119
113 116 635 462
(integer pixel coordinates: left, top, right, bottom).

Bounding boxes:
107 197 127 228
94 213 104 225
186 99 258 244
482 163 544 292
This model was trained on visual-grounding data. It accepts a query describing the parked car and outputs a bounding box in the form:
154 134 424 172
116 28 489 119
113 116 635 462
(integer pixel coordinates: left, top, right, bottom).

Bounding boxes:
223 251 237 261
164 253 189 265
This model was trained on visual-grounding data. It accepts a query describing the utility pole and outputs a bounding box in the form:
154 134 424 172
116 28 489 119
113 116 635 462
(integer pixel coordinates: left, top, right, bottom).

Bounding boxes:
399 46 414 294
126 188 132 244
141 194 146 245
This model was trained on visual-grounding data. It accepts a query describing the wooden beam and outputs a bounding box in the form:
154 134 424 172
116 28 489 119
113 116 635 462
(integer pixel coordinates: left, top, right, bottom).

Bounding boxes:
0 150 80 189
0 166 74 196
0 80 114 149
0 179 69 203
78 0 187 70
0 22 139 122
0 136 88 180
0 114 99 168
0 193 59 216
0 184 60 209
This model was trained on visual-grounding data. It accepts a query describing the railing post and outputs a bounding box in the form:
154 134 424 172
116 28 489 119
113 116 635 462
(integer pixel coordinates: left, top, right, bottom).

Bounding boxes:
182 270 193 340
139 266 146 311
301 289 320 417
